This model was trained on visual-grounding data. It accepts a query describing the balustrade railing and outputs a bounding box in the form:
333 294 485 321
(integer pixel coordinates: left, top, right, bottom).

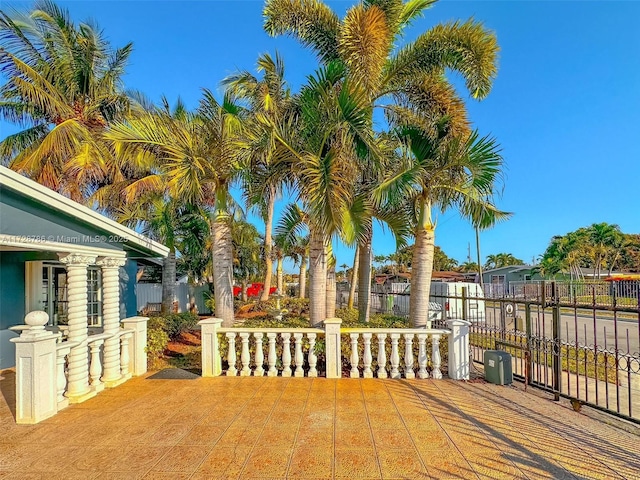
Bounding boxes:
12 312 149 424
221 328 324 378
200 318 470 381
342 328 448 379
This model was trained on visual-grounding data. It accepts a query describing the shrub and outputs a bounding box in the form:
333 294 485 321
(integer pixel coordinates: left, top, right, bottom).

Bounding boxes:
146 324 169 370
146 312 199 340
163 312 199 339
281 297 309 315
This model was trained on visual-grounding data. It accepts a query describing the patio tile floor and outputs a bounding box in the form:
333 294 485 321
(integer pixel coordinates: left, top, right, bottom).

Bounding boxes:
1 369 639 479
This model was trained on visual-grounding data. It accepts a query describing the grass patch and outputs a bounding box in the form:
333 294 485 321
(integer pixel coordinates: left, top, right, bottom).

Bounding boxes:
470 332 619 384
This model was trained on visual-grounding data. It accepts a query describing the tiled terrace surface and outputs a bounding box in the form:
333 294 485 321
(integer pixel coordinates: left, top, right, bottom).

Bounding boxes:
1 369 639 479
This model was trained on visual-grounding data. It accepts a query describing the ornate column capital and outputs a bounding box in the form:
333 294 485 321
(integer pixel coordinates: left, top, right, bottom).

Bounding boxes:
58 253 96 266
96 257 126 269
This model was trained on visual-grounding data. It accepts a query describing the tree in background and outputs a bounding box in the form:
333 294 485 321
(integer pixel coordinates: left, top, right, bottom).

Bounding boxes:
484 252 524 270
457 261 479 273
225 52 294 301
538 223 635 279
232 221 264 301
433 246 458 271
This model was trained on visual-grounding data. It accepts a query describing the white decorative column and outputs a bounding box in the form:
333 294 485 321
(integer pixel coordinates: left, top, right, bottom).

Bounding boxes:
120 316 149 376
97 257 126 386
199 318 223 377
324 318 343 379
11 311 58 424
446 319 471 380
58 253 96 403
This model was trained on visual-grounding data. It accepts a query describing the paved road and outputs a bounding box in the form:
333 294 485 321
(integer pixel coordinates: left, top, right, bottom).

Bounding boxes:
484 306 640 355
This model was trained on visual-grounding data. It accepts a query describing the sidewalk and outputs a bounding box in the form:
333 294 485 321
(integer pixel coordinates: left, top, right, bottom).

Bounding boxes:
1 369 638 479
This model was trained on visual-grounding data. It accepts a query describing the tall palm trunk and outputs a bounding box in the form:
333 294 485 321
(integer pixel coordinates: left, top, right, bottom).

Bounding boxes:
409 198 435 328
348 245 359 308
161 247 176 314
212 211 235 327
308 228 327 327
357 230 372 323
260 187 276 301
298 254 307 299
276 255 284 294
326 263 336 319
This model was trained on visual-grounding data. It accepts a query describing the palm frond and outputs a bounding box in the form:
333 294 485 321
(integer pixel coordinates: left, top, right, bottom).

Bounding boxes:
263 0 341 64
386 18 499 99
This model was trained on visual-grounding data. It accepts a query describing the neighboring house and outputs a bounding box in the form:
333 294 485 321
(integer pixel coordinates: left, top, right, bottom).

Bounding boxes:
481 265 539 297
0 166 169 370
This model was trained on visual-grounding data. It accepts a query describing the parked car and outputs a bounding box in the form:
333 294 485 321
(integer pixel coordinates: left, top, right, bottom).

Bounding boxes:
393 282 486 323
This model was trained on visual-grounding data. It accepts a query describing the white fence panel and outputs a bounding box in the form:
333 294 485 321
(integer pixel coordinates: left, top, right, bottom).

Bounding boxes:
136 283 212 314
136 284 162 311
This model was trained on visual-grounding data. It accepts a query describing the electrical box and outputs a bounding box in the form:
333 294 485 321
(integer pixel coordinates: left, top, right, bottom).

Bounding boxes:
484 350 513 385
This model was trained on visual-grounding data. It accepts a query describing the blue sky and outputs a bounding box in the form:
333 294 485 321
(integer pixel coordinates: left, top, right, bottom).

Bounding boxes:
3 0 640 272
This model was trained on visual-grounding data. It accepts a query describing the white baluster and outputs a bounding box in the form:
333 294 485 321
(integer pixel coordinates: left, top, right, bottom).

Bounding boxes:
432 334 442 379
56 348 69 404
89 339 105 391
417 333 429 379
350 333 360 378
226 333 237 376
294 333 304 377
119 332 132 378
377 334 387 379
281 333 292 377
254 333 265 376
403 333 415 379
308 333 318 378
239 333 251 376
362 333 373 378
390 333 400 379
267 333 277 377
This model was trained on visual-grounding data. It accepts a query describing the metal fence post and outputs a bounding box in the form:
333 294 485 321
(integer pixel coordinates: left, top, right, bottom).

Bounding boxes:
461 286 468 322
525 303 533 389
551 281 561 401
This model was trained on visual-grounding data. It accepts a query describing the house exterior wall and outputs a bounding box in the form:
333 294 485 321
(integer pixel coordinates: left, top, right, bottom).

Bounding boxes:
121 260 138 318
0 188 122 251
482 267 534 286
0 193 145 369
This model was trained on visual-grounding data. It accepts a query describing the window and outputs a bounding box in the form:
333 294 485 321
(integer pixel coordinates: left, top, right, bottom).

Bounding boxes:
87 268 102 327
27 262 102 327
491 274 506 284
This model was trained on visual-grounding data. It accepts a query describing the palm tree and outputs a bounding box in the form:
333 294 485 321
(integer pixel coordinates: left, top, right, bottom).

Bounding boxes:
106 90 245 326
270 63 378 326
458 261 479 273
377 127 508 327
484 252 524 269
115 196 180 313
232 221 264 301
587 223 622 279
224 52 294 301
264 0 500 323
0 1 132 201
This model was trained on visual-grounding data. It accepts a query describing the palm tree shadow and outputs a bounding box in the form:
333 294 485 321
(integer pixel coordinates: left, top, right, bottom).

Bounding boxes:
399 379 631 480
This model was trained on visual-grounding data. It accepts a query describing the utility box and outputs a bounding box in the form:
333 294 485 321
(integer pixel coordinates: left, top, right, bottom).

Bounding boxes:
484 350 513 385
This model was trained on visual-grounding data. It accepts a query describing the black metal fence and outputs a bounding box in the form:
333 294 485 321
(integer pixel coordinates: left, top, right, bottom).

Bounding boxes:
339 281 640 424
454 281 640 424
